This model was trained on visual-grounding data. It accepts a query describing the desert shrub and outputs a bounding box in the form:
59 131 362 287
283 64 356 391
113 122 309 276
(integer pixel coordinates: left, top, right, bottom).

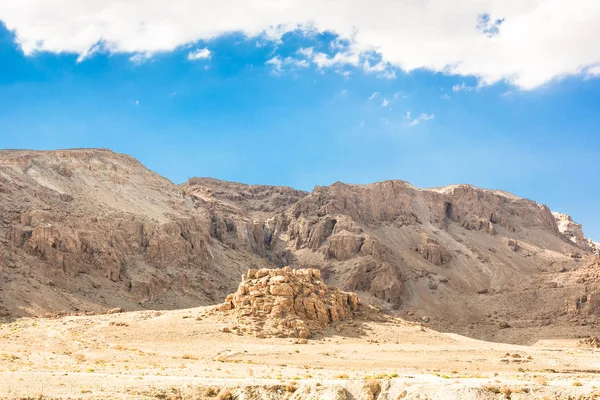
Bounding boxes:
216 389 233 400
484 385 501 394
533 376 548 385
285 382 297 393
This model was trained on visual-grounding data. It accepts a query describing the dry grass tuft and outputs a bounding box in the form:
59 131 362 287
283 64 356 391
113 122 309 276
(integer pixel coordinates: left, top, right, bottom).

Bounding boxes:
216 388 233 400
484 385 501 394
533 376 548 385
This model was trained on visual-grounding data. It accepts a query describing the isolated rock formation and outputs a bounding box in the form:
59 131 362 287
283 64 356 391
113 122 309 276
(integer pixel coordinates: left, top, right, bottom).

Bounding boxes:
217 267 364 338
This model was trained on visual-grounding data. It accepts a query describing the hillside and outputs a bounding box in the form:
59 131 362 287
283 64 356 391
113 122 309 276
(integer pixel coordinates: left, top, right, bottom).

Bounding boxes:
0 149 598 344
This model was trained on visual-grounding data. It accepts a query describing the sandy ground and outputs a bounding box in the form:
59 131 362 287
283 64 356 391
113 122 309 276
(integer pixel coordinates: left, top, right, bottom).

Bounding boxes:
1 307 600 399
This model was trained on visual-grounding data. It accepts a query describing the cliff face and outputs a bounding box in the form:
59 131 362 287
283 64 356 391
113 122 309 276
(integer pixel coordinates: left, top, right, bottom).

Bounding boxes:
0 149 270 317
553 211 599 253
0 149 597 344
183 180 599 344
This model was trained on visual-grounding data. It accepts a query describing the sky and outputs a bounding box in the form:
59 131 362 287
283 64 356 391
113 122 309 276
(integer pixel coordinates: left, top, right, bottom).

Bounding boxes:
0 1 599 240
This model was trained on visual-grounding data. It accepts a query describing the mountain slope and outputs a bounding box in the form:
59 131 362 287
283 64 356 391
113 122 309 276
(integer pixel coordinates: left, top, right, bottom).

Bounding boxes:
0 149 270 317
0 149 598 344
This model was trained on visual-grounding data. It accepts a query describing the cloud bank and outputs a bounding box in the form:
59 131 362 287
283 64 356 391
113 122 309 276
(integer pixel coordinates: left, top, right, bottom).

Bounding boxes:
2 0 600 89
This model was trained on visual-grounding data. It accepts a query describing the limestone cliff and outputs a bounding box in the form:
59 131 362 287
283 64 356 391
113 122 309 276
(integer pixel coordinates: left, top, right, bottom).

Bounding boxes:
552 211 598 253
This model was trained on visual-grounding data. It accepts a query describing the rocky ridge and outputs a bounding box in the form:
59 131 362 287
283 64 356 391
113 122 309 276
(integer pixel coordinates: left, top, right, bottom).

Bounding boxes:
1 149 599 344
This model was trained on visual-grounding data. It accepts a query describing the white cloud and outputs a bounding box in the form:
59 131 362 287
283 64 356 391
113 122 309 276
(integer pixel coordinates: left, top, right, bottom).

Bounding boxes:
312 51 360 69
187 47 211 60
380 70 396 79
381 98 390 107
441 93 451 100
129 52 151 65
363 60 386 73
265 56 283 73
452 81 480 92
404 111 434 127
368 92 380 100
586 65 600 77
297 47 314 58
266 55 309 73
335 69 351 78
393 92 407 100
2 0 600 89
362 60 396 79
404 112 419 127
294 59 310 68
135 100 139 105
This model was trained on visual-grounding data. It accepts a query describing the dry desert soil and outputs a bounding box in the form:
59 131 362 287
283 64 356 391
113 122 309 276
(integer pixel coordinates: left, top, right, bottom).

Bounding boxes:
1 306 600 399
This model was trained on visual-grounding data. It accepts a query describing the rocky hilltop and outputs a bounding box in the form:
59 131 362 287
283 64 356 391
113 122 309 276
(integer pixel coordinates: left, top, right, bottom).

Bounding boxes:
0 149 598 344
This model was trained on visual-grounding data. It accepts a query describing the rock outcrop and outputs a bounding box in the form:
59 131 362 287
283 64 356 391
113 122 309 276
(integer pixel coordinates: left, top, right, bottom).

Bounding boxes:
579 336 600 348
553 211 597 252
565 257 600 317
217 267 365 338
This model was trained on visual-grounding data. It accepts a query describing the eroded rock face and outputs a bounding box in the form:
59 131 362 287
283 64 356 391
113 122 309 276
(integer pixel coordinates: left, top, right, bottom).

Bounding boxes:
553 211 597 252
343 261 403 305
567 292 600 316
416 236 451 266
0 149 258 315
217 267 365 338
565 257 600 316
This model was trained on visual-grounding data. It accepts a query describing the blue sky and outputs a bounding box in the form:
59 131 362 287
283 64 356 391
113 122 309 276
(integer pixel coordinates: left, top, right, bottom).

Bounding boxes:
0 3 599 240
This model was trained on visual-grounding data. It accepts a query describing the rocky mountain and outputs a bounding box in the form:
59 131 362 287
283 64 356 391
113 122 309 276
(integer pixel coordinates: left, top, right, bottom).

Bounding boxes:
0 149 598 344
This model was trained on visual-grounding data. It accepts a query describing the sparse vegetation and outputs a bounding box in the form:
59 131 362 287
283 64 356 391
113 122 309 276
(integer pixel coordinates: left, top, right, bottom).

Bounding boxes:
533 376 548 385
285 382 298 393
215 389 233 400
484 385 501 394
205 387 219 396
